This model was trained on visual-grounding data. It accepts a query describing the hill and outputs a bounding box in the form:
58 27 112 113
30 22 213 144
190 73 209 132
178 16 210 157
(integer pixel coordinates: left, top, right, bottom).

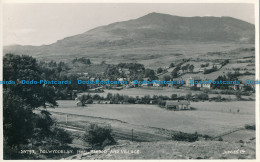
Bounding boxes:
4 12 254 62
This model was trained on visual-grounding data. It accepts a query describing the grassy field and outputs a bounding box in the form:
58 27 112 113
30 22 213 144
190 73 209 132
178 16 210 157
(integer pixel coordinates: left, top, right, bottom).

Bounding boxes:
80 88 253 100
51 100 255 136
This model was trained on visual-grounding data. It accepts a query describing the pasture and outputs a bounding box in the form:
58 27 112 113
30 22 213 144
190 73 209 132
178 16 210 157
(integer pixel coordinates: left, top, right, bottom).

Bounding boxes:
51 100 255 136
80 88 252 99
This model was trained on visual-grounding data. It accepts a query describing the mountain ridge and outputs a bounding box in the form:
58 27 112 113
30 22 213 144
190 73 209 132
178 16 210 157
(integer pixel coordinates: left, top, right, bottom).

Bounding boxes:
4 12 255 58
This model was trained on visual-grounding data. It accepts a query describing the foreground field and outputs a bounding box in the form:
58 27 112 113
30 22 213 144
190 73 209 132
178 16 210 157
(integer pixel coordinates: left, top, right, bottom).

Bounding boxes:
51 101 255 136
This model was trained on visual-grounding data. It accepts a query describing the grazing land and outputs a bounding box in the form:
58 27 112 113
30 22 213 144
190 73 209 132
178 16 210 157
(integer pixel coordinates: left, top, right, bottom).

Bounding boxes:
50 100 255 160
80 88 254 100
51 100 254 136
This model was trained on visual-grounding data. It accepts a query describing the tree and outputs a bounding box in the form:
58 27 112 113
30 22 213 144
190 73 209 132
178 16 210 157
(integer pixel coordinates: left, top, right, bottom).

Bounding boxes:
186 92 192 100
181 66 186 73
171 94 178 100
145 69 155 78
170 63 175 68
157 67 163 74
3 90 35 147
77 94 92 106
189 65 194 72
163 75 171 81
3 54 66 159
3 54 57 108
235 92 242 100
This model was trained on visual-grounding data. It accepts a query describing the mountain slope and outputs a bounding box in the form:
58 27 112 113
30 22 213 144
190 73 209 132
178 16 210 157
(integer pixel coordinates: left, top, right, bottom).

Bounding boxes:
4 12 255 59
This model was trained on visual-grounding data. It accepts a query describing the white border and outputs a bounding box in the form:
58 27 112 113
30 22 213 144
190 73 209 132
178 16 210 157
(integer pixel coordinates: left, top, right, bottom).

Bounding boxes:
0 0 259 162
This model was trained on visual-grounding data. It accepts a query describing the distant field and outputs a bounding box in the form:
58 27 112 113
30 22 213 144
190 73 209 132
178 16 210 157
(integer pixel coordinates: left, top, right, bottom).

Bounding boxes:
51 100 255 136
192 101 255 115
80 88 251 99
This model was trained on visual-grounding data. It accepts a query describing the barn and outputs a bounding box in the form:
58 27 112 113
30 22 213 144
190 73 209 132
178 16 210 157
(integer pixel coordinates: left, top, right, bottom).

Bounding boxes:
165 101 190 110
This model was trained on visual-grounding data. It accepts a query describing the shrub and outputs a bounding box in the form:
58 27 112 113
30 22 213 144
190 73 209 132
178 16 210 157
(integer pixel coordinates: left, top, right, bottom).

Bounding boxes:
172 131 199 142
194 93 209 101
245 124 255 130
82 124 116 149
50 127 73 145
239 140 244 143
218 137 223 141
171 94 178 100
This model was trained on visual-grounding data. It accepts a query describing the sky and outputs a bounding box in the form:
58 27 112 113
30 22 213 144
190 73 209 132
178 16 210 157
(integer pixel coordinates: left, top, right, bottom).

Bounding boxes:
3 3 255 46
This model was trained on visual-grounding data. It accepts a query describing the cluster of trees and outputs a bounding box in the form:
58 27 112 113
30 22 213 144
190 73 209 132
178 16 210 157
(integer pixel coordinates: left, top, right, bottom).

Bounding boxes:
203 65 218 74
203 60 229 74
200 63 209 68
39 60 95 99
220 59 229 66
104 63 146 80
210 75 237 89
144 69 157 80
181 64 194 73
3 54 73 159
77 92 211 106
171 65 181 78
72 57 91 64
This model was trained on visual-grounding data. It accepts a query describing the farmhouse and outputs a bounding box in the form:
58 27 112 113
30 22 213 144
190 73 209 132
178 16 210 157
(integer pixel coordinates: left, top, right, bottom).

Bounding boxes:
165 100 190 110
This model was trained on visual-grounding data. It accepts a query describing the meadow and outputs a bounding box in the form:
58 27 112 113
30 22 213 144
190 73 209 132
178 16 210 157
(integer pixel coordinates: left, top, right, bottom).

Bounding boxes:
50 100 255 136
80 88 252 99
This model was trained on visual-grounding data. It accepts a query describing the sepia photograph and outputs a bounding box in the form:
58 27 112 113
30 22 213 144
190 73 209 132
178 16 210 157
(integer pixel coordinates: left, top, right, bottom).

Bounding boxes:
1 0 259 160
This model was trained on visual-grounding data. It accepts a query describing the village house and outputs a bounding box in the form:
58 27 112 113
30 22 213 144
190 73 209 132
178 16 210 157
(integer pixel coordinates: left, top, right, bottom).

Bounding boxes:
199 68 205 73
165 100 191 110
153 81 161 87
129 81 138 87
229 83 248 91
185 77 211 89
185 76 201 87
196 83 211 89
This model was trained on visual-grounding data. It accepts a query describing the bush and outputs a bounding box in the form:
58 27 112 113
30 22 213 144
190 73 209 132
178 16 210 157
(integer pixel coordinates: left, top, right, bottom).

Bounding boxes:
82 124 116 149
51 127 73 145
194 93 209 101
171 94 178 100
218 137 223 141
172 131 198 142
245 124 255 130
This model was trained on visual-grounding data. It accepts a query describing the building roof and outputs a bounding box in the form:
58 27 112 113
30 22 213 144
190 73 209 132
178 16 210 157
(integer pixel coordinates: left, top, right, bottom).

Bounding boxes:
166 100 190 106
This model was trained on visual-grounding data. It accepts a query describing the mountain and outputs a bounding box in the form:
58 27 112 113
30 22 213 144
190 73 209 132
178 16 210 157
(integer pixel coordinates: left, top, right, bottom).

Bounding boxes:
4 12 255 59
